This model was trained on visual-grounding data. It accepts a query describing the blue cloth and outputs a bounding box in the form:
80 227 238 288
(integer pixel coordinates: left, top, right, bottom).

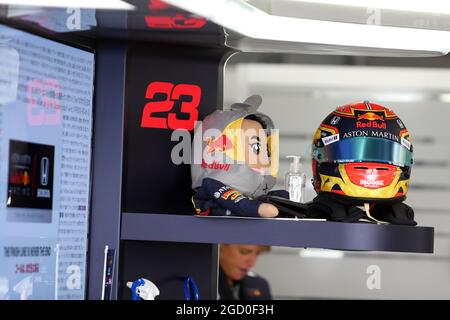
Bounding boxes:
193 178 261 217
218 267 272 300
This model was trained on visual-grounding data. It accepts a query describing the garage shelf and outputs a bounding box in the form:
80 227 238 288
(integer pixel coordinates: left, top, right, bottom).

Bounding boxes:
121 213 434 253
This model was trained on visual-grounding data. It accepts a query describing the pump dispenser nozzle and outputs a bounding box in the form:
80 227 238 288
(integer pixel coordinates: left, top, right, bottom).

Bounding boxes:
285 155 306 203
286 155 302 174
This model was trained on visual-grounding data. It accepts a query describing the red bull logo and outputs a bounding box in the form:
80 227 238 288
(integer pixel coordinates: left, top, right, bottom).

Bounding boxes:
201 160 230 171
357 112 384 121
206 134 234 154
356 112 386 129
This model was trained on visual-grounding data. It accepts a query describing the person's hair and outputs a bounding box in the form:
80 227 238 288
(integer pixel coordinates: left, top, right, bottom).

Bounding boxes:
245 114 268 129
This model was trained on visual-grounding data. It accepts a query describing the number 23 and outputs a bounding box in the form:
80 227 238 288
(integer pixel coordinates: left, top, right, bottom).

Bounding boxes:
140 81 201 131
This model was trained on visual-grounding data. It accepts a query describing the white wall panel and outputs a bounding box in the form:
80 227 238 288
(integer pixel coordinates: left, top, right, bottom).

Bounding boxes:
224 62 450 299
254 250 450 299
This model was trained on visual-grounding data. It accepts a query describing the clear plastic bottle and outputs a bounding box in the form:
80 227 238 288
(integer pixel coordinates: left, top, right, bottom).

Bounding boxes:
285 155 306 203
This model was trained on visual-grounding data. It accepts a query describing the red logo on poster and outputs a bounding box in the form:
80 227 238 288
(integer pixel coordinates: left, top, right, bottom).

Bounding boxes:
145 14 207 29
148 0 170 10
27 78 61 126
141 81 201 131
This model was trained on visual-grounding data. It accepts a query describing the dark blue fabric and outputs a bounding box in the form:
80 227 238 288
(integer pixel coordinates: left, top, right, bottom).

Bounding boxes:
218 267 272 300
193 178 261 217
266 189 290 199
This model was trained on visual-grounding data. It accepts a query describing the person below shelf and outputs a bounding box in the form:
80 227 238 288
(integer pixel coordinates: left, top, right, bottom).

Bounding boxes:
218 244 272 300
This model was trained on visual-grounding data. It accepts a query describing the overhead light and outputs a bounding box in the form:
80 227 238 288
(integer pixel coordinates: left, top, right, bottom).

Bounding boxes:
438 93 450 103
163 0 450 56
299 248 344 259
0 0 135 10
288 0 450 16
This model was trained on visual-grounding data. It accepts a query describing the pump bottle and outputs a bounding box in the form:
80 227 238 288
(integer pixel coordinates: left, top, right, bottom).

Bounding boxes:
285 155 306 203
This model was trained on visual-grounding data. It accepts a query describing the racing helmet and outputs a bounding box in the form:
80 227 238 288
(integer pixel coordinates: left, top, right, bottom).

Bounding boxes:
311 101 413 205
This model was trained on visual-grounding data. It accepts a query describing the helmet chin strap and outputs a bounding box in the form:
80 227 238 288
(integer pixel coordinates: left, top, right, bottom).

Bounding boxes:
363 203 389 225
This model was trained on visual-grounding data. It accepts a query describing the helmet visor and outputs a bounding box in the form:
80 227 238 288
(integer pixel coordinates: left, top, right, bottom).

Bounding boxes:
316 137 413 167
